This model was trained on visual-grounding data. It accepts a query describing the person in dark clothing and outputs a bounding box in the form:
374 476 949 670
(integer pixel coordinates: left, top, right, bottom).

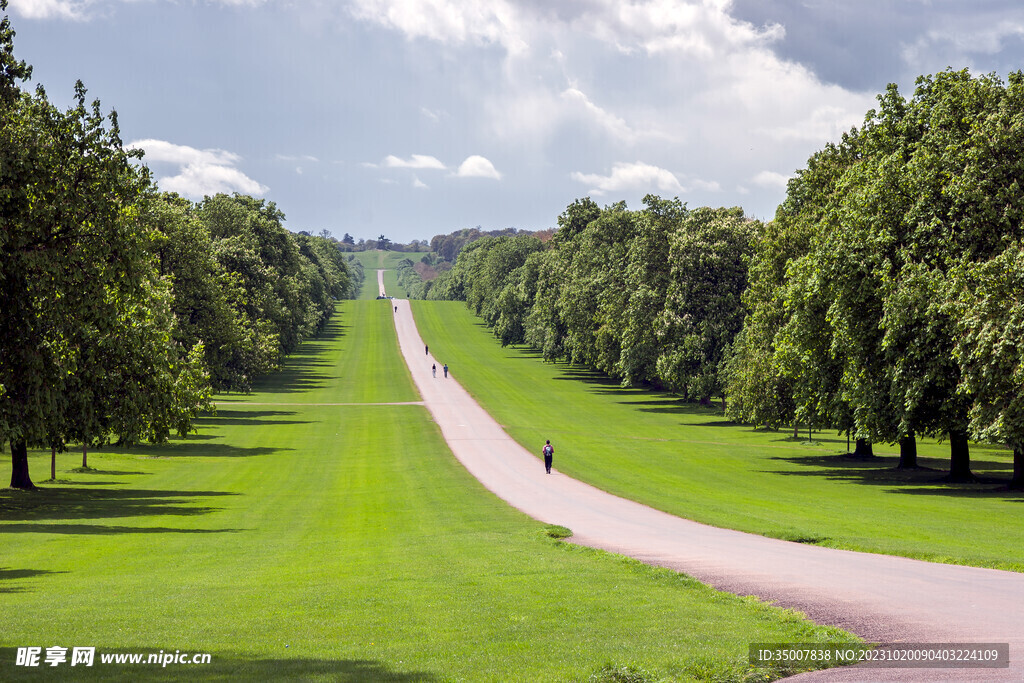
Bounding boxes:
542 440 554 474
443 363 448 378
432 363 436 378
425 345 429 355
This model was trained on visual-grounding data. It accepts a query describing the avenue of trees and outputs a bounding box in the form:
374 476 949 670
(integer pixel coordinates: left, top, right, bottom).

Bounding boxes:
1 5 355 489
422 69 1024 489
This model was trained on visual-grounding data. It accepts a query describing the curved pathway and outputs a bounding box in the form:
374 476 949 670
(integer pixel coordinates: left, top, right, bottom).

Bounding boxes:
387 280 1023 681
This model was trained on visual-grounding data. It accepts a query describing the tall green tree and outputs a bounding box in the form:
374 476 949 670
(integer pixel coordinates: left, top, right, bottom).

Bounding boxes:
952 244 1024 488
655 207 757 402
617 195 685 386
0 8 208 486
558 202 637 374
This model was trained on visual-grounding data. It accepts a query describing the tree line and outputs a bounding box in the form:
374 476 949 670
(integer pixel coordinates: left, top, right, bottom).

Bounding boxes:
0 6 358 489
419 69 1024 489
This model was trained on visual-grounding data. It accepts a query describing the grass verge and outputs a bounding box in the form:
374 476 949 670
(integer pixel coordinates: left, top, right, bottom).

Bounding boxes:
411 300 1024 572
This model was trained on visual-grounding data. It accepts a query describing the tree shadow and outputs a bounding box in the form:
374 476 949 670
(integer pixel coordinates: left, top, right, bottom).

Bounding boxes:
504 348 548 362
128 442 286 459
0 567 66 593
770 433 849 446
247 319 347 394
626 397 732 421
0 487 237 522
0 523 244 535
763 454 1023 499
194 409 310 428
0 651 439 681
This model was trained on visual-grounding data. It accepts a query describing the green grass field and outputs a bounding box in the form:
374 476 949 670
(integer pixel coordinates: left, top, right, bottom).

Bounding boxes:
1 301 858 682
352 251 409 301
412 300 1024 572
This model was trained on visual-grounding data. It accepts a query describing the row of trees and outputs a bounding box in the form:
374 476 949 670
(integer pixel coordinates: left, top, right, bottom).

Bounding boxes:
725 69 1024 487
1 5 356 489
153 192 356 392
426 199 758 404
423 69 1024 488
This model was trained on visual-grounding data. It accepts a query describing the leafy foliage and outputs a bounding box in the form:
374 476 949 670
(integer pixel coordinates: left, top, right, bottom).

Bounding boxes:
0 6 355 485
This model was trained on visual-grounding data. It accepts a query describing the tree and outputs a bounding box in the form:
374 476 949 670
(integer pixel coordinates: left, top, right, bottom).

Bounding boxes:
655 207 757 402
951 244 1024 488
0 9 209 486
618 195 685 386
748 70 1024 482
523 248 569 360
557 202 636 374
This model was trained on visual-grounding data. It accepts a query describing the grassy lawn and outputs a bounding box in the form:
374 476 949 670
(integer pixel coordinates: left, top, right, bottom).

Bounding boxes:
1 301 857 682
351 250 407 301
412 300 1024 572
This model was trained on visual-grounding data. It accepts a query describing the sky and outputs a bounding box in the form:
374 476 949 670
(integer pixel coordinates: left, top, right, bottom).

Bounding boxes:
11 1 1024 244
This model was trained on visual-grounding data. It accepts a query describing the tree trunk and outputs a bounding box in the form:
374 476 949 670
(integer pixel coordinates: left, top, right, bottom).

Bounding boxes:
10 439 35 489
897 432 918 469
82 442 88 469
793 424 799 439
51 446 57 480
947 429 973 482
852 438 874 458
1010 448 1024 490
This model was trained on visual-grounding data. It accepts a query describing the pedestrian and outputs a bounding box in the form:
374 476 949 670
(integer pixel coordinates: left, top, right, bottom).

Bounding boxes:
542 439 554 474
432 363 436 378
425 344 429 355
443 363 448 378
394 305 397 313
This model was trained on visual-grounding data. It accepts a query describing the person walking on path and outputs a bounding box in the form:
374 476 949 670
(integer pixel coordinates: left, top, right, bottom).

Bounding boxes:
432 363 437 378
443 363 448 378
425 344 429 355
542 440 554 474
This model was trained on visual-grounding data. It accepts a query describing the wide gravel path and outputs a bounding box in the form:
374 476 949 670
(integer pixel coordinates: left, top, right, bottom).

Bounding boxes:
388 284 1023 682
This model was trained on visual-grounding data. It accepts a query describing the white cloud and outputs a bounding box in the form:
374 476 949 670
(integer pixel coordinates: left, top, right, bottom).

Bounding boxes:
347 0 869 216
902 17 1024 70
691 177 721 192
382 154 447 170
276 154 319 163
348 0 527 53
420 106 445 122
571 161 684 196
752 170 792 189
560 87 639 143
455 155 501 179
8 0 88 20
412 177 428 189
10 0 267 20
128 139 268 198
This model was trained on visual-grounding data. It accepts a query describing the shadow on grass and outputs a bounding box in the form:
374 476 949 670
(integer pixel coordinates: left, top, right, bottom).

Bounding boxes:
194 410 309 427
764 454 1024 498
248 318 347 395
0 487 236 522
0 567 66 593
127 442 285 459
0 523 244 535
0 651 438 681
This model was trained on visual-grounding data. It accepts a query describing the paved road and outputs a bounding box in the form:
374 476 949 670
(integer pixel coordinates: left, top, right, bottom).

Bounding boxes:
387 282 1023 682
